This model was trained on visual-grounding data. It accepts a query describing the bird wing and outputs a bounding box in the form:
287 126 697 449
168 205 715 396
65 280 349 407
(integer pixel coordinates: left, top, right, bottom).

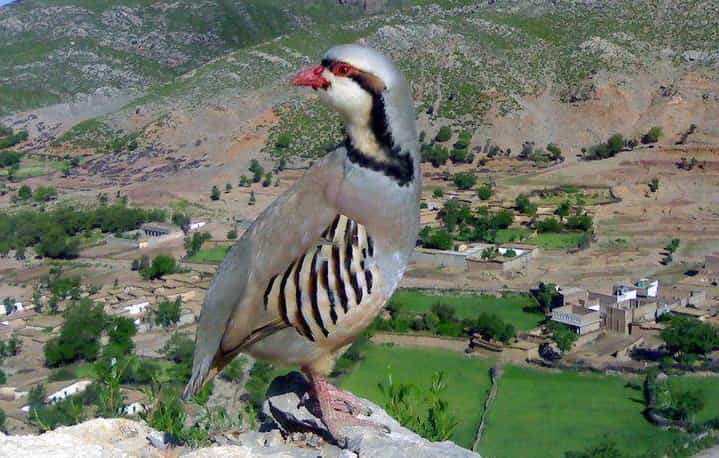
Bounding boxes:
183 151 345 398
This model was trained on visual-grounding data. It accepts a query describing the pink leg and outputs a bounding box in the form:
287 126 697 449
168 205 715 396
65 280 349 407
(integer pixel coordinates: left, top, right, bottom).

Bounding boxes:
302 367 389 443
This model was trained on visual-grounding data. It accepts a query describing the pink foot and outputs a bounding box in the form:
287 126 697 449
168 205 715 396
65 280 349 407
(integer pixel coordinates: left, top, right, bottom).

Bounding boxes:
302 367 389 445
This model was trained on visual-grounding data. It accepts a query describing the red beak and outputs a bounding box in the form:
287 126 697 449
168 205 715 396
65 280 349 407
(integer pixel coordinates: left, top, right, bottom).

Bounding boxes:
291 65 330 89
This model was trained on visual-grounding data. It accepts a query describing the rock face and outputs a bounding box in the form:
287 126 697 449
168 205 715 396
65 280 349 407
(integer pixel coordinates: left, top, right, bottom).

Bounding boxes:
263 371 479 458
0 373 480 457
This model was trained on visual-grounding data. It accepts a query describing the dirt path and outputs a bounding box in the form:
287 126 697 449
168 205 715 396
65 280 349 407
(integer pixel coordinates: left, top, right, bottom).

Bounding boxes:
370 332 469 353
473 364 503 453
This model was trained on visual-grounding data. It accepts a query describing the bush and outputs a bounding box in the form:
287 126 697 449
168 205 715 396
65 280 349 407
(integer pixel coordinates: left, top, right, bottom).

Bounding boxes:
421 144 449 167
452 172 477 190
492 209 514 229
226 229 237 239
515 194 537 216
32 186 57 203
537 217 563 233
435 126 452 142
249 160 264 183
16 184 32 200
44 299 107 367
546 143 563 161
419 227 453 250
184 231 211 257
0 130 28 149
546 321 578 353
156 298 182 328
476 185 492 201
141 254 179 280
0 150 21 168
565 214 593 231
642 126 663 144
648 178 659 193
475 313 515 344
432 187 443 198
660 316 719 359
210 186 220 201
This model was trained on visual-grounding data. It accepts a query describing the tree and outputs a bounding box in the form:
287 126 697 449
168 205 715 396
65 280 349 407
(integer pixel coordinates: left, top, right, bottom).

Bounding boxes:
225 183 232 193
419 227 453 250
238 175 251 187
6 335 21 356
32 186 57 203
184 231 211 257
262 172 272 187
141 254 179 280
249 160 264 183
566 214 593 232
171 213 191 233
648 178 659 193
17 184 32 201
555 200 571 220
432 187 444 198
452 172 477 190
210 186 221 201
665 238 680 254
491 209 514 229
660 316 719 360
227 229 237 239
435 126 452 142
607 133 624 154
536 282 558 313
546 143 563 161
477 185 492 201
44 299 107 367
672 389 705 421
36 229 79 259
537 217 563 233
546 321 578 353
104 317 136 358
0 150 21 168
642 126 663 144
156 298 182 328
248 191 256 205
515 194 536 216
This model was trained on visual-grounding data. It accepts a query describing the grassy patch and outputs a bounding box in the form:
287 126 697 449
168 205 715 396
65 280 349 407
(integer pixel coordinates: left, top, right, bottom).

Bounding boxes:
666 376 719 424
186 245 230 263
493 228 533 244
478 366 686 458
338 344 494 449
388 290 543 331
526 232 586 250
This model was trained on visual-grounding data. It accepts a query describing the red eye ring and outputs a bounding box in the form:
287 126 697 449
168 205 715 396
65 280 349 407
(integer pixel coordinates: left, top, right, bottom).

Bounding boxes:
335 64 351 76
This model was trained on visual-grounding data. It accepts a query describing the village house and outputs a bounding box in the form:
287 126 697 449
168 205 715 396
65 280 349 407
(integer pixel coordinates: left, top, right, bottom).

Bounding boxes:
551 305 601 335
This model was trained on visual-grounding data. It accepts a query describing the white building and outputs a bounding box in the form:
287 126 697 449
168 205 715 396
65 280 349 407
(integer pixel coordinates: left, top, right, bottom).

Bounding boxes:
122 302 149 316
634 278 659 298
0 302 33 316
47 380 93 403
189 220 206 231
122 402 146 416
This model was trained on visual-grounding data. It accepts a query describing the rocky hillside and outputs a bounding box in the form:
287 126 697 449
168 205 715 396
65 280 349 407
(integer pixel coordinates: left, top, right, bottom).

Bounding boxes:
0 0 371 115
1 0 718 205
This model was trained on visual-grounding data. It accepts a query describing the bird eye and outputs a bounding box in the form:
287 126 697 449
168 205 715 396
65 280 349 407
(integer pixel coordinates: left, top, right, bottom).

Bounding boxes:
335 64 351 76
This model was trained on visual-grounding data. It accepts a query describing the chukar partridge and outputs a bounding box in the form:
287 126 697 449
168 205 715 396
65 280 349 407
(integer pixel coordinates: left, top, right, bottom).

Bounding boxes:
184 44 420 441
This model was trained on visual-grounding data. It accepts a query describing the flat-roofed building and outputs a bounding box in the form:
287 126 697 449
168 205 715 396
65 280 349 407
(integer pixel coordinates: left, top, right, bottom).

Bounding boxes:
551 305 601 335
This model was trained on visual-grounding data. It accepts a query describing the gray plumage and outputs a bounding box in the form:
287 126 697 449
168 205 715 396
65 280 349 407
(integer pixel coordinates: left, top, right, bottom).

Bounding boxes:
184 45 420 399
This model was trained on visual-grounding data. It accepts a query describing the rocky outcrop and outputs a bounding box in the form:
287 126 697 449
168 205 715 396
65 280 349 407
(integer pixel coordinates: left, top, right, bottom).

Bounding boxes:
0 372 480 457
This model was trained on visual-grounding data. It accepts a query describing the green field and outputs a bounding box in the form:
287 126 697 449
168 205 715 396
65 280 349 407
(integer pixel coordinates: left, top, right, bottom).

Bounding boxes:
526 232 586 250
478 366 685 458
494 228 532 244
388 290 544 331
338 344 494 448
667 376 719 423
187 245 230 263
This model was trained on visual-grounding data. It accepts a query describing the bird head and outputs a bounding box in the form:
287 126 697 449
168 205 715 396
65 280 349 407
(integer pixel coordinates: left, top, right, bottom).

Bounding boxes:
291 44 417 157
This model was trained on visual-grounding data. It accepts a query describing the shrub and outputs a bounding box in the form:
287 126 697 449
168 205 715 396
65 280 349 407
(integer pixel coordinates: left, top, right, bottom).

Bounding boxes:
537 217 563 233
476 185 492 201
226 229 237 239
642 126 663 144
648 178 659 193
515 194 536 216
607 133 625 154
565 214 593 231
546 321 578 353
141 254 179 280
660 316 719 359
435 126 452 142
16 184 32 200
0 130 28 149
0 150 21 168
33 186 57 203
210 186 220 201
249 160 264 182
156 298 182 328
546 143 563 161
452 172 477 190
419 227 453 250
432 187 444 198
44 299 107 367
